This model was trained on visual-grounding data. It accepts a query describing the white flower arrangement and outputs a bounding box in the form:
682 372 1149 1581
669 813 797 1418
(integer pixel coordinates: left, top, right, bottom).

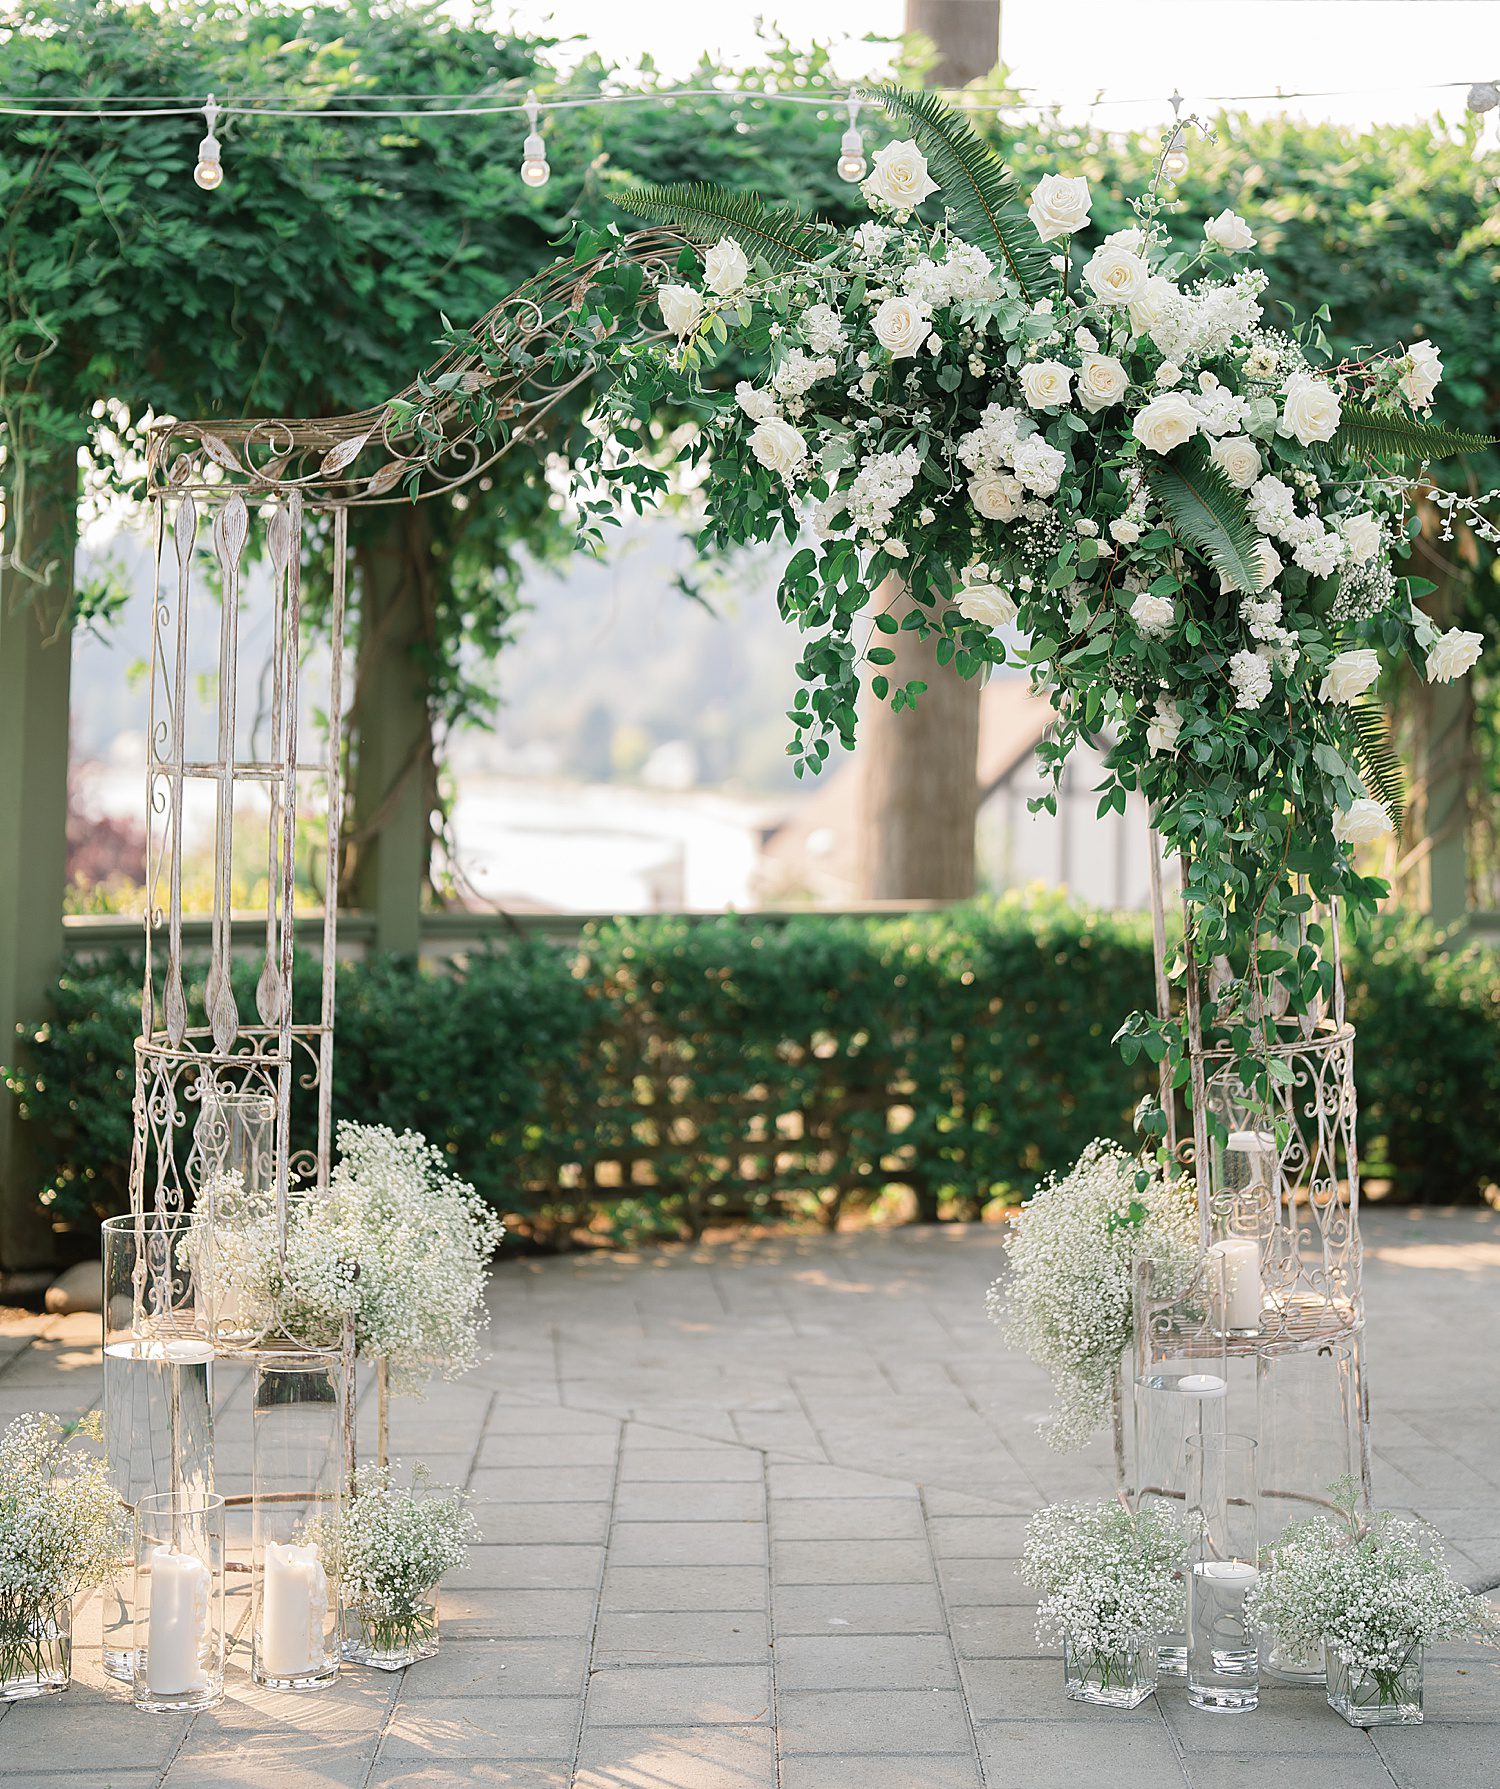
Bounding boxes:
1246 1483 1499 1692
0 1411 124 1682
987 1140 1198 1450
203 1123 504 1392
1021 1498 1187 1656
321 1464 477 1656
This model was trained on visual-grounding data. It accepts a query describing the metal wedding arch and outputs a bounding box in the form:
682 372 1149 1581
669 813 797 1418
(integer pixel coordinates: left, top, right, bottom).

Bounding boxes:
129 224 1369 1521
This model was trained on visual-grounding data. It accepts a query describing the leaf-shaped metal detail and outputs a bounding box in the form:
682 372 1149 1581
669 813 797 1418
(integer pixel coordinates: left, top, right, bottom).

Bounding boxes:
209 971 240 1055
164 960 187 1047
199 432 244 473
319 431 372 476
363 460 407 497
213 494 250 568
255 958 283 1027
267 504 292 581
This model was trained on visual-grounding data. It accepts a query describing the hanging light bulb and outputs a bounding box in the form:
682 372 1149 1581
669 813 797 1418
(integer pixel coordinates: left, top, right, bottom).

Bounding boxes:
520 90 549 188
837 89 866 183
1161 141 1190 182
193 94 223 190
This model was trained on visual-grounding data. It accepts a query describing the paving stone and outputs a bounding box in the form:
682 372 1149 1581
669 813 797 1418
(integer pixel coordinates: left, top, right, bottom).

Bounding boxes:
973 1719 1186 1787
601 1565 769 1612
475 1430 620 1467
447 1542 605 1590
594 1610 770 1666
379 1695 579 1760
364 1766 570 1789
610 1520 766 1568
1160 1682 1384 1756
772 1538 934 1585
1373 1725 1500 1788
0 1701 191 1773
1185 1758 1395 1789
475 1500 612 1545
619 1448 764 1483
400 1638 591 1699
772 1582 947 1635
766 1463 920 1501
770 1497 927 1540
613 1480 765 1523
437 1587 599 1638
774 1633 959 1691
935 1556 1031 1605
779 1757 982 1789
572 1722 776 1788
959 1656 1109 1721
947 1604 1047 1659
777 1689 973 1754
926 1515 1033 1557
468 1465 616 1502
583 1663 772 1726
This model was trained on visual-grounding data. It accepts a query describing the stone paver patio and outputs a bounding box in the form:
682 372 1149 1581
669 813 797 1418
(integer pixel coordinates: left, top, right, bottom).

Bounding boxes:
1 1204 1497 1788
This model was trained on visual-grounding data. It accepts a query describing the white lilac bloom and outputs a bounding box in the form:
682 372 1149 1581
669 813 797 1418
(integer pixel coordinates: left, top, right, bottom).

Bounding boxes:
1228 648 1274 710
1424 628 1484 683
771 349 837 399
800 303 846 354
1011 436 1066 496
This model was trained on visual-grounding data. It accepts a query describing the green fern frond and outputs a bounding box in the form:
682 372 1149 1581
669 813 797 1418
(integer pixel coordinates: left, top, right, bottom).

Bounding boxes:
611 182 831 271
1143 441 1264 596
875 85 1057 303
1348 700 1404 833
1329 403 1495 464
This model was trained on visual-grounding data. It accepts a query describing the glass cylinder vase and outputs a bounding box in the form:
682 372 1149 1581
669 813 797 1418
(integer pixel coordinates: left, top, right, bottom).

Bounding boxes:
133 1492 225 1712
193 1086 278 1347
342 1600 439 1672
101 1212 216 1682
1257 1330 1363 1546
1132 1249 1228 1677
1062 1632 1156 1709
0 1593 71 1702
252 1350 345 1690
1186 1432 1260 1712
1326 1646 1424 1726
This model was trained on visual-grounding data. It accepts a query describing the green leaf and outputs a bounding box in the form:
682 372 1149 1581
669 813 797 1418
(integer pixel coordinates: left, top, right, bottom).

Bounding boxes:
1348 700 1405 833
610 182 831 272
1327 403 1495 464
1143 440 1264 594
874 86 1057 303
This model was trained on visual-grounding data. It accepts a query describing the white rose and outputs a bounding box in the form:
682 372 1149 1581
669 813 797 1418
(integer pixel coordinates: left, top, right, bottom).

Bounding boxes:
1104 225 1146 253
1318 648 1381 705
1332 799 1393 846
1399 340 1443 409
969 471 1024 521
1128 274 1178 336
1131 392 1200 455
955 581 1019 629
1082 245 1149 307
1027 173 1092 242
657 283 703 337
872 295 930 360
1146 698 1183 755
1110 518 1142 545
1204 209 1255 252
749 417 807 477
1424 627 1484 684
863 139 939 211
1130 590 1177 636
1077 354 1128 413
1019 358 1074 409
1340 512 1383 561
703 236 749 297
801 303 845 354
1280 371 1342 445
1209 435 1261 490
735 381 778 422
1155 362 1182 389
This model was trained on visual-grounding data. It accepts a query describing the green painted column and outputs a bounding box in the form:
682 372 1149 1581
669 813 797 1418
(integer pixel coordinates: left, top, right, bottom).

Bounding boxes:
0 450 77 1272
1421 678 1470 928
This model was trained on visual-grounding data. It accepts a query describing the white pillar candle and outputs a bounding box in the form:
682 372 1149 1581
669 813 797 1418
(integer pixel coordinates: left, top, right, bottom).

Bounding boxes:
1210 1238 1263 1332
145 1545 210 1695
261 1540 329 1679
1196 1558 1260 1588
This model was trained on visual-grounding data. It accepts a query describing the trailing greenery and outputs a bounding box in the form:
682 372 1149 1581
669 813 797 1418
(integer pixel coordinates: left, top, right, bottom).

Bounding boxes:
5 900 1496 1245
1142 440 1265 596
1328 403 1495 466
612 184 833 271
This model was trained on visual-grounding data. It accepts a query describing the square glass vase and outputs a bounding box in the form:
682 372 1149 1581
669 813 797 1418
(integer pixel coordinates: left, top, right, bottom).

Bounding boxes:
0 1594 72 1702
1326 1648 1424 1727
1063 1633 1156 1709
342 1602 439 1672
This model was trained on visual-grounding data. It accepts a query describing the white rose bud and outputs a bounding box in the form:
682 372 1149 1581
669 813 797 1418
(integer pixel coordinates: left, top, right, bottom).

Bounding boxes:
1155 362 1183 388
863 139 939 211
1019 358 1074 410
1399 340 1443 409
1332 799 1394 847
1340 512 1383 561
1203 208 1255 252
1130 590 1177 636
1280 371 1342 445
1082 244 1150 306
657 283 703 337
1424 627 1484 684
956 581 1019 629
969 471 1024 522
1027 173 1093 242
1076 353 1128 413
871 295 930 360
749 417 807 478
1319 648 1381 705
1131 392 1200 455
703 236 749 297
1209 434 1261 490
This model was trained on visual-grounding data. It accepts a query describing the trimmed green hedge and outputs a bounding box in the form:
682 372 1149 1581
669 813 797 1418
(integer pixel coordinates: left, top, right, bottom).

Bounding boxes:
5 897 1497 1245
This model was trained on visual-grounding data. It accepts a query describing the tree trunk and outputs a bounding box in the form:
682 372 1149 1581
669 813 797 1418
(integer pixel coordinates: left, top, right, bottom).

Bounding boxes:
0 447 78 1272
854 2 1000 904
342 508 440 953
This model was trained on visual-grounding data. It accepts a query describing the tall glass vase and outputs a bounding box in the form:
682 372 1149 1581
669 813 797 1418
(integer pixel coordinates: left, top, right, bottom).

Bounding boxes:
101 1213 215 1682
252 1351 344 1690
193 1085 278 1346
1186 1432 1260 1712
1133 1249 1228 1676
133 1492 225 1712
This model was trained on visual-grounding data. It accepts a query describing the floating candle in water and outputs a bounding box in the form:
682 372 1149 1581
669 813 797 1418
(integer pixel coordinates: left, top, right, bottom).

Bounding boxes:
145 1545 210 1695
261 1540 329 1679
1177 1373 1229 1399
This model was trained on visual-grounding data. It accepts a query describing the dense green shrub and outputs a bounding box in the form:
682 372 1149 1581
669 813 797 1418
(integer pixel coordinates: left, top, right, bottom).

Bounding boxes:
4 898 1496 1246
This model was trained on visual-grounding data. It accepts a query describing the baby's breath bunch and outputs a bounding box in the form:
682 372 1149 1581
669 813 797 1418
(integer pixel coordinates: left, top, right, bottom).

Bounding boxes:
1021 1498 1187 1659
988 1140 1198 1450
